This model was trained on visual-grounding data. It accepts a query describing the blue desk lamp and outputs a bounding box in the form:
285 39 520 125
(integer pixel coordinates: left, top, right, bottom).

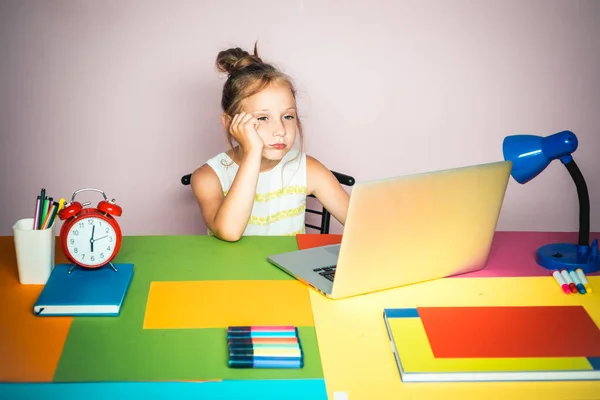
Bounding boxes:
503 130 598 273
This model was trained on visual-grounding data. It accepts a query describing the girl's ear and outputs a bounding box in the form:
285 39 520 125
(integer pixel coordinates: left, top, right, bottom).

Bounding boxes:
221 113 232 130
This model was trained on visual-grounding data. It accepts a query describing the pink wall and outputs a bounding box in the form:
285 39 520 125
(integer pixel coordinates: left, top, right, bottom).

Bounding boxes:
1 0 599 236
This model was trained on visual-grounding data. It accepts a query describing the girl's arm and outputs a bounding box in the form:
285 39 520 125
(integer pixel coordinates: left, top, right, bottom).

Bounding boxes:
306 155 350 225
191 151 261 241
192 112 264 241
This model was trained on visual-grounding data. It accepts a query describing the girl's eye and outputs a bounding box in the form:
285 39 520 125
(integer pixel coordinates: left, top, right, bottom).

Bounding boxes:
257 116 268 122
284 115 295 120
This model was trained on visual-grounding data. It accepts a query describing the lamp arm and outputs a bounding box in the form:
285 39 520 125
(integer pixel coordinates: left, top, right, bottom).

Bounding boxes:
563 159 590 247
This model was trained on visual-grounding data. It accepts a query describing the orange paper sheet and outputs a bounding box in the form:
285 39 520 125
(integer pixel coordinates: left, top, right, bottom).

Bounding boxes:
296 234 342 250
419 305 600 358
143 280 315 329
0 238 72 382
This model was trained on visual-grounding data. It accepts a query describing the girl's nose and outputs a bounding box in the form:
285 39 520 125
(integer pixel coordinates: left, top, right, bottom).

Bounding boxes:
273 122 285 136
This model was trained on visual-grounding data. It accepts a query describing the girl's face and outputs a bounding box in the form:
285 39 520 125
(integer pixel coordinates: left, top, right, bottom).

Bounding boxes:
241 81 297 161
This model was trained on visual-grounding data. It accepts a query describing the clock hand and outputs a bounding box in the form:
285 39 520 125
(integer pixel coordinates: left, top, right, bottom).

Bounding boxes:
90 225 95 252
93 235 108 241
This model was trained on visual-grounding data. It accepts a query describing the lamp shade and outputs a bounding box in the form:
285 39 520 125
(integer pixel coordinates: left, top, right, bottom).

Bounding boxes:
502 130 578 184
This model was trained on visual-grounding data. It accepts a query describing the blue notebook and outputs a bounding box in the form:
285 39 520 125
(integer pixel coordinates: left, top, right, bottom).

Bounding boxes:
33 263 134 316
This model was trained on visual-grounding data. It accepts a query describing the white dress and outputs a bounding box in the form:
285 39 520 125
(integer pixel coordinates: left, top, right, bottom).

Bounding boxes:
204 148 307 236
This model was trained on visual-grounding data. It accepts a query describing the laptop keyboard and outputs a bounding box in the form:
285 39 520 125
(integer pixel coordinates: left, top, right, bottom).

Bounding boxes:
313 265 337 282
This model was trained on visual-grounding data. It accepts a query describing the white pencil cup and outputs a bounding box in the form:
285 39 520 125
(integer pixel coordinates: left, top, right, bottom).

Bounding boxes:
12 217 56 284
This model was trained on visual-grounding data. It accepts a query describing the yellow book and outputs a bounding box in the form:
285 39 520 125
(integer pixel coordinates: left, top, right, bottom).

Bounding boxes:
383 305 600 382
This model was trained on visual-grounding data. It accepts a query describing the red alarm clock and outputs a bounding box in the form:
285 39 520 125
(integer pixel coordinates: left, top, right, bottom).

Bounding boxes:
58 188 123 271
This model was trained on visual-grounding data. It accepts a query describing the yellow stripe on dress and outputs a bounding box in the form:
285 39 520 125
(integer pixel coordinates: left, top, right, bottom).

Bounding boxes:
223 185 307 202
247 203 306 226
283 227 305 236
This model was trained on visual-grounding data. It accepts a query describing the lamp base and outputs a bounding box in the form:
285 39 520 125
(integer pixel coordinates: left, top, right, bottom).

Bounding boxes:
536 241 599 274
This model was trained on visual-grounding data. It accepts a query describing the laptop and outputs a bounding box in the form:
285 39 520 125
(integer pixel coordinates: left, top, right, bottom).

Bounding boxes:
267 160 512 299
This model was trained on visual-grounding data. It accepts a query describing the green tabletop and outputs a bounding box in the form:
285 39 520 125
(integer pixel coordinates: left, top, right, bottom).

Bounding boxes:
52 235 324 382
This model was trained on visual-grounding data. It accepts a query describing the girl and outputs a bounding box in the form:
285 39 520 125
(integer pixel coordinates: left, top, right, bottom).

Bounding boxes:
191 44 349 241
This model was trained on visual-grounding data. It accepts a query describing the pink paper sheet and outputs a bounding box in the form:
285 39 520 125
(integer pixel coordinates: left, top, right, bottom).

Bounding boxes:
296 232 600 278
456 231 600 278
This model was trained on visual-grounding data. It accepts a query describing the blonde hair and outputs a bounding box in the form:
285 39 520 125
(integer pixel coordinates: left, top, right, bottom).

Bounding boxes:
215 42 304 178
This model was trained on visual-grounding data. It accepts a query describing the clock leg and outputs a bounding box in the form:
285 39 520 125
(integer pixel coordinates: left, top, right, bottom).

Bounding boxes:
108 262 118 272
68 264 77 274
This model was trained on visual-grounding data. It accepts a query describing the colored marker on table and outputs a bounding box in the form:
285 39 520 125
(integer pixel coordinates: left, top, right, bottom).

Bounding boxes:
229 348 303 358
228 337 299 345
576 268 593 293
569 270 586 294
560 269 578 294
226 325 304 369
227 330 297 339
228 356 303 369
552 270 571 294
228 325 296 332
228 343 300 351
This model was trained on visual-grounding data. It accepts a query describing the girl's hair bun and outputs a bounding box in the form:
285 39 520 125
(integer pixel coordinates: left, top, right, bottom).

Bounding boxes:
216 45 263 75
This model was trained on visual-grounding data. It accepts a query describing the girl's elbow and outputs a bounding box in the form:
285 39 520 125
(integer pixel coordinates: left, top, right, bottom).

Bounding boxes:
208 212 245 242
212 226 243 242
219 233 243 242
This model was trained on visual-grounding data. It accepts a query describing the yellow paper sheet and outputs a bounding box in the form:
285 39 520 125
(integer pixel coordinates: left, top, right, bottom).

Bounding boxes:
310 276 600 400
389 317 592 372
144 280 315 329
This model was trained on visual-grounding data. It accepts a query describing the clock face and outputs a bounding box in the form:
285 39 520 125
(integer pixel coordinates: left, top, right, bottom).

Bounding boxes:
66 215 118 267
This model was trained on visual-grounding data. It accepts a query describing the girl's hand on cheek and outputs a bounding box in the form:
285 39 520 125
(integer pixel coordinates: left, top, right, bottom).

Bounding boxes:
230 112 264 157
